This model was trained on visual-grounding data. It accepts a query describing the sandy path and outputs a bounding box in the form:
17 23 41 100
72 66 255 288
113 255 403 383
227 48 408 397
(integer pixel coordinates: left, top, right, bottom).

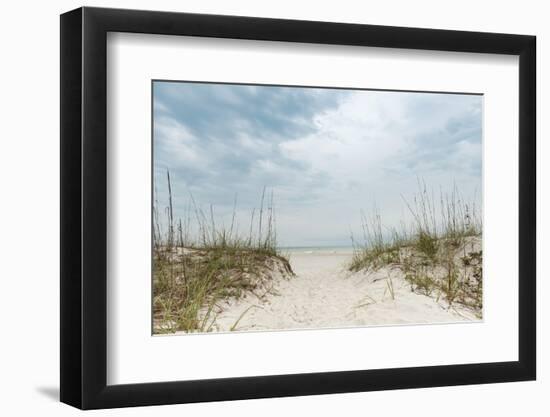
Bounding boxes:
210 251 478 332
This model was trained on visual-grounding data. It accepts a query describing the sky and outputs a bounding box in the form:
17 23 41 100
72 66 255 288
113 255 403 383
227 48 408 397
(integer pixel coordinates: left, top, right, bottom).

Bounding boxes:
153 81 482 247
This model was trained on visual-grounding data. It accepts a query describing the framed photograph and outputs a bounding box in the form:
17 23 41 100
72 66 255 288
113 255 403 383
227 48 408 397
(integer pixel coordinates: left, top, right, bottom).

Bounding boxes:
60 6 536 409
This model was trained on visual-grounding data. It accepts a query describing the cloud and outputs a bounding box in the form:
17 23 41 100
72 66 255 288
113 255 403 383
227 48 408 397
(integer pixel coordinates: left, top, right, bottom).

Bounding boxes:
153 82 482 247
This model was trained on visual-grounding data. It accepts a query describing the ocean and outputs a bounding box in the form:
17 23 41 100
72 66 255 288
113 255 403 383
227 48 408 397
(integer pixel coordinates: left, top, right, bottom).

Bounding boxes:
279 245 355 255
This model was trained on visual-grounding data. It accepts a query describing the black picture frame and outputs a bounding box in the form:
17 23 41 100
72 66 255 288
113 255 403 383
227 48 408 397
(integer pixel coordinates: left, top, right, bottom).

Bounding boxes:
60 6 536 410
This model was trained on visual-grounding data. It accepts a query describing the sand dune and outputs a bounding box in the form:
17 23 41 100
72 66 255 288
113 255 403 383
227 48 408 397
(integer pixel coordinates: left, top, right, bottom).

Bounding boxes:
205 251 478 333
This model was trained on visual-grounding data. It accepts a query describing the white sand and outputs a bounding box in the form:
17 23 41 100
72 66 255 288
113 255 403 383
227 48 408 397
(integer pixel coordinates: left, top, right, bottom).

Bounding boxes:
208 250 479 333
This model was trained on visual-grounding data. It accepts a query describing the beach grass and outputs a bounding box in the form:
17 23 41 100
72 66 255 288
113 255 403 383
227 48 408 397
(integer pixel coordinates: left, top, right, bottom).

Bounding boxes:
350 180 482 315
153 171 293 334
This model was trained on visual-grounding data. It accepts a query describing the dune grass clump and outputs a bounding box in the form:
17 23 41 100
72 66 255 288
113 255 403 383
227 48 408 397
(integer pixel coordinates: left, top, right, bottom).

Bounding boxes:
349 205 408 272
350 180 482 314
153 171 293 334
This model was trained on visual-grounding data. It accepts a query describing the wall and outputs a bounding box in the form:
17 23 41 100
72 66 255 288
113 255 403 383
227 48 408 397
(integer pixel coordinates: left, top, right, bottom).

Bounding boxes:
0 0 545 415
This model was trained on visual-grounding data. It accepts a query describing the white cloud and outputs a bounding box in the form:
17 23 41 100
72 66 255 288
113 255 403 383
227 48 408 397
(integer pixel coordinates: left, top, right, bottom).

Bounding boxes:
154 83 482 247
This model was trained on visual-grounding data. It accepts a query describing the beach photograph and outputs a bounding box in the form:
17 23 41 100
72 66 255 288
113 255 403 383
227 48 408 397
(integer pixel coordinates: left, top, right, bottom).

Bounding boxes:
152 81 483 334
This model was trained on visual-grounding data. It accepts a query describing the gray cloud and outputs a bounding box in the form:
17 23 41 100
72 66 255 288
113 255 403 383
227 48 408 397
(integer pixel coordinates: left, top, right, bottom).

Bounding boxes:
153 82 482 247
